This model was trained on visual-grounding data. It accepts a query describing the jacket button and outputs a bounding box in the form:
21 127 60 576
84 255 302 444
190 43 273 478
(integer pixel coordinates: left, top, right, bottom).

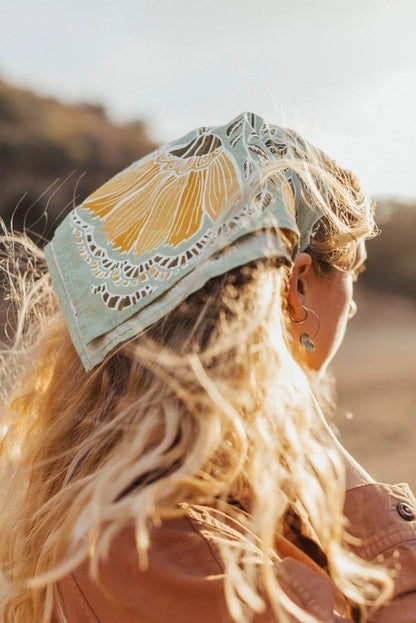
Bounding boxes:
396 502 415 521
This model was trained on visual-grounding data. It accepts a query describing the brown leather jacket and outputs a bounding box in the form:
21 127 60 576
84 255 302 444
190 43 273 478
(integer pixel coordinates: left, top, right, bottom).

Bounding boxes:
54 483 416 622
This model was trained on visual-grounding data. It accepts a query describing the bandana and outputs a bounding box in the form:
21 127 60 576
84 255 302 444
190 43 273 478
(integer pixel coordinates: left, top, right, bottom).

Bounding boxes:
45 112 323 370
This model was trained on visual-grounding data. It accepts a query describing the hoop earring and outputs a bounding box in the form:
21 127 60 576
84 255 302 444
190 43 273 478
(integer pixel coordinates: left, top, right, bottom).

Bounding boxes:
288 305 320 352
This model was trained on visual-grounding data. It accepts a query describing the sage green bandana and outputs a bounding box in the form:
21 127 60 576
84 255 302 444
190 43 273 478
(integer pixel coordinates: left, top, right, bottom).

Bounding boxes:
45 112 323 370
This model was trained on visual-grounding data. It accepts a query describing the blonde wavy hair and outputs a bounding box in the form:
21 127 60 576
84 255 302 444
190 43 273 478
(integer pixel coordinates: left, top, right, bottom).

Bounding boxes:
0 139 393 623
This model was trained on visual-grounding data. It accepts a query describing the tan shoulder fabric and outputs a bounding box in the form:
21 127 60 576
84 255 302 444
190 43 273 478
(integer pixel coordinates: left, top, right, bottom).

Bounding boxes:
344 483 416 622
56 513 341 622
55 483 416 622
58 516 231 623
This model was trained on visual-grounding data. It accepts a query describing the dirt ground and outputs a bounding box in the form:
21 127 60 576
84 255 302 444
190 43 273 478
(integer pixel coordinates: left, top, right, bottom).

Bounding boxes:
332 285 416 490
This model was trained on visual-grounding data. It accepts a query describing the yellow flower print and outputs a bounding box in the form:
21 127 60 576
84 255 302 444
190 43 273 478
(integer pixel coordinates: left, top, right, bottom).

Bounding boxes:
82 132 241 257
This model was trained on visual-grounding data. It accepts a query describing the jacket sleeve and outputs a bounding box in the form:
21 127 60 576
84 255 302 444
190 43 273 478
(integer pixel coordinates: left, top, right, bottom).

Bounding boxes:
344 482 416 622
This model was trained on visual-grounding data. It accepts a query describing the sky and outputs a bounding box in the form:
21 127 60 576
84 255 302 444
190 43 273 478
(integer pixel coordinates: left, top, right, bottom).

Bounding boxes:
1 0 416 198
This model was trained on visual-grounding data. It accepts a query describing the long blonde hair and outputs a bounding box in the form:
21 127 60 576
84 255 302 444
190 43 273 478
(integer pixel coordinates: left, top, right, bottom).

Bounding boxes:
0 143 393 622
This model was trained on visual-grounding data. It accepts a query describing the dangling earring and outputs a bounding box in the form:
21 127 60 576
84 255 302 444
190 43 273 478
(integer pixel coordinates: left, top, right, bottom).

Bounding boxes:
348 300 357 319
288 305 320 352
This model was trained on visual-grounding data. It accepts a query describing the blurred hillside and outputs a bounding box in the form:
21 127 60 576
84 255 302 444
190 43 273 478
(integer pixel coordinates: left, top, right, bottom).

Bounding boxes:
0 78 157 240
361 199 416 300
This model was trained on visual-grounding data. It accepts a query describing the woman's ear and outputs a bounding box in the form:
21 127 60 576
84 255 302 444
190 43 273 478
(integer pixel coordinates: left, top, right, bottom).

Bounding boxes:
286 253 313 320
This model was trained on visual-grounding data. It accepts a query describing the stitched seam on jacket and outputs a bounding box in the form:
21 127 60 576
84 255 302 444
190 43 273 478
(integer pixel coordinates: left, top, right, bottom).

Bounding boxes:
70 572 101 622
355 528 416 561
276 560 335 618
184 513 227 575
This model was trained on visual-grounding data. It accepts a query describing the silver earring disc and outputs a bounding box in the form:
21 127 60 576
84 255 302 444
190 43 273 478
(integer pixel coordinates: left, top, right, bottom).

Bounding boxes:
300 333 316 352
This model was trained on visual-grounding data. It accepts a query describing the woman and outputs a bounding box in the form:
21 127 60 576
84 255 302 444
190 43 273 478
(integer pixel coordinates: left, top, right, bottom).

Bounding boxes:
0 112 415 622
